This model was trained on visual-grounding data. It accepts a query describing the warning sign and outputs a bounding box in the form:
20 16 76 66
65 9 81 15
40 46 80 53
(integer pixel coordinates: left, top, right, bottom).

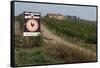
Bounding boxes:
23 11 41 36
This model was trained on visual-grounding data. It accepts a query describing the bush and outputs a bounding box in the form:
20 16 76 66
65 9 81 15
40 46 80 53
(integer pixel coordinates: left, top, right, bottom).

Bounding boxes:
15 35 44 48
85 36 97 44
15 13 24 32
15 48 45 66
30 35 44 47
15 47 56 66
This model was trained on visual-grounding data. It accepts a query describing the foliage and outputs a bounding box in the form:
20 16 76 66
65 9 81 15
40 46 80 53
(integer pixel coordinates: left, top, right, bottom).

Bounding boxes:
14 14 97 66
42 17 96 44
15 13 24 32
15 42 96 66
15 47 52 66
15 35 44 48
43 42 96 63
30 35 44 47
85 36 97 44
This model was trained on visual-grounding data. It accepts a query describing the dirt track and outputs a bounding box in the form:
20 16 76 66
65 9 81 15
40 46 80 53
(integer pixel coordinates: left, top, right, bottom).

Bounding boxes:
41 24 96 58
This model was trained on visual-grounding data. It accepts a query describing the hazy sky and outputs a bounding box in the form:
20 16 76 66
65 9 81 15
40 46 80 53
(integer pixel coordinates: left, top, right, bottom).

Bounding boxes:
15 2 96 21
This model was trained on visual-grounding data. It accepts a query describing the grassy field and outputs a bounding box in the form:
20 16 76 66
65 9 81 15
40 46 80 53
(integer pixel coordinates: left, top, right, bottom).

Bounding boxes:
15 42 96 66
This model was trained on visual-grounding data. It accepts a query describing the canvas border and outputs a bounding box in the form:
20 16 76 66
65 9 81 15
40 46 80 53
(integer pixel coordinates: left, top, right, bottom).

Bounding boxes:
10 1 98 67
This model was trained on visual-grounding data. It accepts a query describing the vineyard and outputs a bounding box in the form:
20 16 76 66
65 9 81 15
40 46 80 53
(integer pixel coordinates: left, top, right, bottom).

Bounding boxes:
42 17 96 45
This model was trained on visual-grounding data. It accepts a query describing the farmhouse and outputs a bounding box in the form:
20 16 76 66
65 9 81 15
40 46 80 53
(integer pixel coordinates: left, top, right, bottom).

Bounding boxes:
47 13 64 20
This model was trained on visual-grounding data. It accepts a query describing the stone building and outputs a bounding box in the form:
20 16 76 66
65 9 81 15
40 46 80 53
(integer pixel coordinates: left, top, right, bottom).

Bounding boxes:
47 13 64 20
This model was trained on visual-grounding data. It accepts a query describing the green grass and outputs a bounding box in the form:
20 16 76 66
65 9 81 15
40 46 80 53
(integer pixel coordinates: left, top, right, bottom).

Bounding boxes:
15 43 96 66
15 47 49 66
15 35 44 48
15 46 66 66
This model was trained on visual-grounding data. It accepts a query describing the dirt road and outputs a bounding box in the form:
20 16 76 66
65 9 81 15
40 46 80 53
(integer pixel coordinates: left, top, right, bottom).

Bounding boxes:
41 24 96 58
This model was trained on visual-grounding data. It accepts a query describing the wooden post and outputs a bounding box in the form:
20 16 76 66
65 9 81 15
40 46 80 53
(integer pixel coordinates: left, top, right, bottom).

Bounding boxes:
27 37 28 45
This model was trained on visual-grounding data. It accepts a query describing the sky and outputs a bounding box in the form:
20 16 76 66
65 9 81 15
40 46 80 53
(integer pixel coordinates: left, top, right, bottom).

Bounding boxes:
14 2 97 21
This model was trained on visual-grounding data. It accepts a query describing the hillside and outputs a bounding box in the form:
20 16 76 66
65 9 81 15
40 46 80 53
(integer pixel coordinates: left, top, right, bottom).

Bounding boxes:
42 17 97 51
14 15 97 66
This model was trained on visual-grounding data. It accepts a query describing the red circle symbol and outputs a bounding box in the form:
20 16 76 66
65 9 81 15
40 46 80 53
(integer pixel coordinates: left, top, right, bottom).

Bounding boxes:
26 19 39 32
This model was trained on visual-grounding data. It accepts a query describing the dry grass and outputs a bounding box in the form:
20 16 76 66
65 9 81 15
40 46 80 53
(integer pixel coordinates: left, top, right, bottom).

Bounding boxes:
15 41 97 66
42 42 97 64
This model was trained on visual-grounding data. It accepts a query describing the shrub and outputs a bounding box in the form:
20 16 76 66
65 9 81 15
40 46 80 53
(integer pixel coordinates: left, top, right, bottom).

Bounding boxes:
30 35 44 47
85 36 97 44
